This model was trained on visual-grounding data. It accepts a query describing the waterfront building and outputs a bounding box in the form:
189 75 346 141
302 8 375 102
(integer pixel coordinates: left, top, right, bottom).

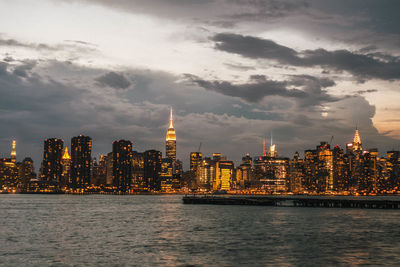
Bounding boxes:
359 149 379 193
19 157 35 187
0 157 18 190
236 153 253 189
71 135 92 189
165 108 177 162
332 146 347 191
105 152 113 186
112 140 133 191
132 151 145 190
97 155 107 186
385 150 400 191
41 138 63 183
172 159 183 189
253 156 289 192
288 152 303 193
144 150 162 191
160 158 173 191
197 157 215 190
214 160 234 191
317 142 333 191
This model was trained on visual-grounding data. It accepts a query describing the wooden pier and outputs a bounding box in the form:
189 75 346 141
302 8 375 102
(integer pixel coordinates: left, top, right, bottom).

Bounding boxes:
182 195 400 209
183 196 276 206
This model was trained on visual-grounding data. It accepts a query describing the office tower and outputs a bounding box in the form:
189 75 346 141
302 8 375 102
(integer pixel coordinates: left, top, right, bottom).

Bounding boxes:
212 153 222 162
214 160 234 191
385 150 400 191
96 155 107 186
112 140 133 191
196 157 215 190
18 157 35 186
41 138 63 183
358 149 378 193
160 158 173 191
132 151 145 190
253 156 289 192
332 145 346 191
190 152 202 172
317 142 333 191
105 152 113 186
172 159 183 189
144 150 162 191
268 134 277 158
11 140 16 163
0 157 18 190
236 153 252 189
303 149 318 192
90 158 101 186
165 108 177 162
71 135 92 189
288 151 303 193
61 147 71 187
348 129 364 189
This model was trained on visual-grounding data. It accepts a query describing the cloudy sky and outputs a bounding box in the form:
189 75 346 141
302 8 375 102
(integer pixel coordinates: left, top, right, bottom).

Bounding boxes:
1 0 400 170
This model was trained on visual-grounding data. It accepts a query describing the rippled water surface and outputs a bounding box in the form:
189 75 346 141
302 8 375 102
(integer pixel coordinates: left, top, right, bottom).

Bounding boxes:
1 195 400 266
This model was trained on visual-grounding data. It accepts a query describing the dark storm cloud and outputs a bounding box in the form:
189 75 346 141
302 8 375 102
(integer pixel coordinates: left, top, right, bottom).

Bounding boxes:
95 72 132 89
184 73 339 106
12 60 37 77
69 0 306 24
212 33 400 80
184 73 305 103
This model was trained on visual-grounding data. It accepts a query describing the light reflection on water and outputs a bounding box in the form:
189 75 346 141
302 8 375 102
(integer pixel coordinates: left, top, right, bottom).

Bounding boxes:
1 195 400 266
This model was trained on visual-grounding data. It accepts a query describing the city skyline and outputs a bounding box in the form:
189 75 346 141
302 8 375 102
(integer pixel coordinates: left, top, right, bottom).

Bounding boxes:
1 0 400 174
2 118 400 172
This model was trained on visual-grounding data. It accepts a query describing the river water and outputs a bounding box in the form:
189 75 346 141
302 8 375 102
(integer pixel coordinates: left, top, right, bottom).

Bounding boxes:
1 194 400 266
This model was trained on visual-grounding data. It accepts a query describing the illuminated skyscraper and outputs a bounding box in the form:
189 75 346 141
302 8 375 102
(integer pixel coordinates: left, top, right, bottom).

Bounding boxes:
353 128 362 152
10 140 16 163
288 152 303 193
42 138 64 183
190 152 202 172
165 108 176 161
61 147 71 187
317 142 333 191
160 158 173 191
144 149 162 190
214 160 234 191
268 134 277 158
112 140 133 192
197 157 214 190
19 157 35 186
71 135 92 189
132 151 145 190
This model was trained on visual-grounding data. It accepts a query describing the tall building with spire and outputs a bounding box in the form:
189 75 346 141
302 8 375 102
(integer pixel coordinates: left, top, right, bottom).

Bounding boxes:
165 107 176 161
353 128 362 152
268 133 277 158
10 140 16 163
61 147 71 187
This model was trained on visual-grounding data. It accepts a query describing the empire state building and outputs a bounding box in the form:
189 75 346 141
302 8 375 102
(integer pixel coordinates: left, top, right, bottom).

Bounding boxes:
165 108 176 161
